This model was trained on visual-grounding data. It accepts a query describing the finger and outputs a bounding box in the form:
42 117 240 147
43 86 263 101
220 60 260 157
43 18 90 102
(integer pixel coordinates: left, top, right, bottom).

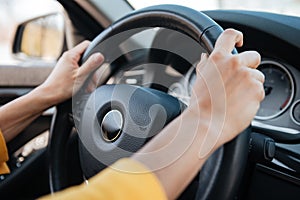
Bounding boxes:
78 52 104 77
86 81 97 93
85 68 105 93
214 29 243 53
236 51 261 69
69 40 90 56
248 67 265 83
92 68 103 87
254 79 265 101
64 41 91 63
260 81 265 100
196 53 208 75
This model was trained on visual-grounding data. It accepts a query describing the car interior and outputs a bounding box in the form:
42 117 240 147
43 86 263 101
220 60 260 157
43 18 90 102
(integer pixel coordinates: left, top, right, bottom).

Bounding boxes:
0 0 299 199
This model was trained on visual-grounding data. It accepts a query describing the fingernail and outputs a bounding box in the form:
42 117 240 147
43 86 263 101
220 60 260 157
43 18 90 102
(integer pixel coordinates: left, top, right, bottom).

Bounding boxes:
201 53 206 60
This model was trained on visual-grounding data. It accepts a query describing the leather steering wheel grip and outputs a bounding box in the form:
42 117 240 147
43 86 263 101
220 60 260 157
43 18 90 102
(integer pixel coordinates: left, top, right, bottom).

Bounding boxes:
81 4 225 61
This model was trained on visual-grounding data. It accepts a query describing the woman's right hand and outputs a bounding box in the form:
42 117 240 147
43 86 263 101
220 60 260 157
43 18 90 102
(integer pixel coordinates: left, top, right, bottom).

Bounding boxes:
188 29 265 152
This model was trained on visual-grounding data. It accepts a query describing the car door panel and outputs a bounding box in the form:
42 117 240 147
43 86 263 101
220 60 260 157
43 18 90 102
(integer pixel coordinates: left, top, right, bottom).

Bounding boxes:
0 65 54 199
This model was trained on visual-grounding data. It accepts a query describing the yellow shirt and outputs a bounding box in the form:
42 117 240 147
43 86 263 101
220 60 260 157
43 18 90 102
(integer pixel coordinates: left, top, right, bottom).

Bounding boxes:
40 158 167 200
0 129 9 174
0 129 166 200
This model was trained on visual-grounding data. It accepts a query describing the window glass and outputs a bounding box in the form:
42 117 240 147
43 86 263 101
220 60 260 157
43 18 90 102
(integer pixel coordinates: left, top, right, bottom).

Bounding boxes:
127 0 300 17
0 0 63 65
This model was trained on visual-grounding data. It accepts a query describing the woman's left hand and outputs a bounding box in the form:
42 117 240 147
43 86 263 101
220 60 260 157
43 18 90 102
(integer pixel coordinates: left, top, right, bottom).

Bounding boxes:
39 40 104 105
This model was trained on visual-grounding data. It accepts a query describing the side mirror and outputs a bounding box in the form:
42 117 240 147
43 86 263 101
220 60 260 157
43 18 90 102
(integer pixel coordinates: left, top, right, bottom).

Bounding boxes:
13 13 65 61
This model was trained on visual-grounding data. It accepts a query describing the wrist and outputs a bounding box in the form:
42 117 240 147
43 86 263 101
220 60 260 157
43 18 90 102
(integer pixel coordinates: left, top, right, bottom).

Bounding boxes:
184 107 222 158
33 84 60 108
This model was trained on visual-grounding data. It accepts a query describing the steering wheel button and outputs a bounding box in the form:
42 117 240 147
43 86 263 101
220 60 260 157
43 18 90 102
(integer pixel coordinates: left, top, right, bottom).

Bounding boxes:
101 110 123 142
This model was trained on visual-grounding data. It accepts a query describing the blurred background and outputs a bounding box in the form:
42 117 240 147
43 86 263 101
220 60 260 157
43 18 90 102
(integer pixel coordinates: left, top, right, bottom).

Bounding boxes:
129 0 300 15
1 0 300 65
0 0 62 64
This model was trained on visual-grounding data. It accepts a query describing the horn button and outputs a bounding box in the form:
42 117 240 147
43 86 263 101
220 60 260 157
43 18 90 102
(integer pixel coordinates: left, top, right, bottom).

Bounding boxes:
101 110 123 142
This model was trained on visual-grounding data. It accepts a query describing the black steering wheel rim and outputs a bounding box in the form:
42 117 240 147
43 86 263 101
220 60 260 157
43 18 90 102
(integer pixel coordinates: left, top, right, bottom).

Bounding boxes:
48 4 250 199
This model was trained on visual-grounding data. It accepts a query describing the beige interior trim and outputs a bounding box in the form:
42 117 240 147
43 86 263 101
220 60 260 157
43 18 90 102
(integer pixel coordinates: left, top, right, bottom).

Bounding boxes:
0 66 53 86
75 0 110 28
75 0 133 27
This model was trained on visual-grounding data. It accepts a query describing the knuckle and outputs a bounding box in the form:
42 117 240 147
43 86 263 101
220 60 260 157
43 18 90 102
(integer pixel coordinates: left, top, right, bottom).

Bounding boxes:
260 89 265 100
259 71 265 83
255 51 261 62
210 50 224 62
240 68 252 81
229 56 241 69
250 80 265 100
64 51 78 63
223 28 243 38
252 51 261 67
224 28 237 35
250 79 258 89
259 82 265 100
62 50 76 61
62 51 69 58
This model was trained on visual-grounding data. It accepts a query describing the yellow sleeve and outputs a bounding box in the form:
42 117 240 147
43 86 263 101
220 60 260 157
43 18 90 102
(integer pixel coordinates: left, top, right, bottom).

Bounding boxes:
40 158 166 200
0 129 10 174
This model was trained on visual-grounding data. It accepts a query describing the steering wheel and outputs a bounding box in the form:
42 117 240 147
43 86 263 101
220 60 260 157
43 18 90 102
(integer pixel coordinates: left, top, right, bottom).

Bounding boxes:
48 5 250 199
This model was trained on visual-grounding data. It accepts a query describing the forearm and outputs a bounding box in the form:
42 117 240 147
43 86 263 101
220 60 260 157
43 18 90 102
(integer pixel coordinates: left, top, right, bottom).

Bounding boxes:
0 85 56 142
132 109 218 199
0 42 103 143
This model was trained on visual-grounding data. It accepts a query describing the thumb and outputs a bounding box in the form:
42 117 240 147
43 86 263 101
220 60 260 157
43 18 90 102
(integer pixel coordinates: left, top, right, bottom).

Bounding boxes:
196 53 208 76
78 52 104 77
190 53 209 99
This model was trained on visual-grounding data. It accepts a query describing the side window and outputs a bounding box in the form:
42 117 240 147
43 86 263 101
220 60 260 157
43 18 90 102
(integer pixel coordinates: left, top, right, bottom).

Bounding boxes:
0 0 65 66
0 0 66 89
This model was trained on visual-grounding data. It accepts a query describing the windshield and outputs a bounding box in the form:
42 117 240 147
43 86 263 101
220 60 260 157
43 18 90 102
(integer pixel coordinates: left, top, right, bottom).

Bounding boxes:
128 0 300 17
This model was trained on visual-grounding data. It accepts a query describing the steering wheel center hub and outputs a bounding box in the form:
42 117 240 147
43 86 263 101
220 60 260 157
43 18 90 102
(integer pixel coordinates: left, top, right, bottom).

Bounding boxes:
100 110 123 142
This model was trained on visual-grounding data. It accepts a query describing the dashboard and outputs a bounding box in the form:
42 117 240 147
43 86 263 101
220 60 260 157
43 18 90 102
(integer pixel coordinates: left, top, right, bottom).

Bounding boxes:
107 10 300 133
107 54 300 132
